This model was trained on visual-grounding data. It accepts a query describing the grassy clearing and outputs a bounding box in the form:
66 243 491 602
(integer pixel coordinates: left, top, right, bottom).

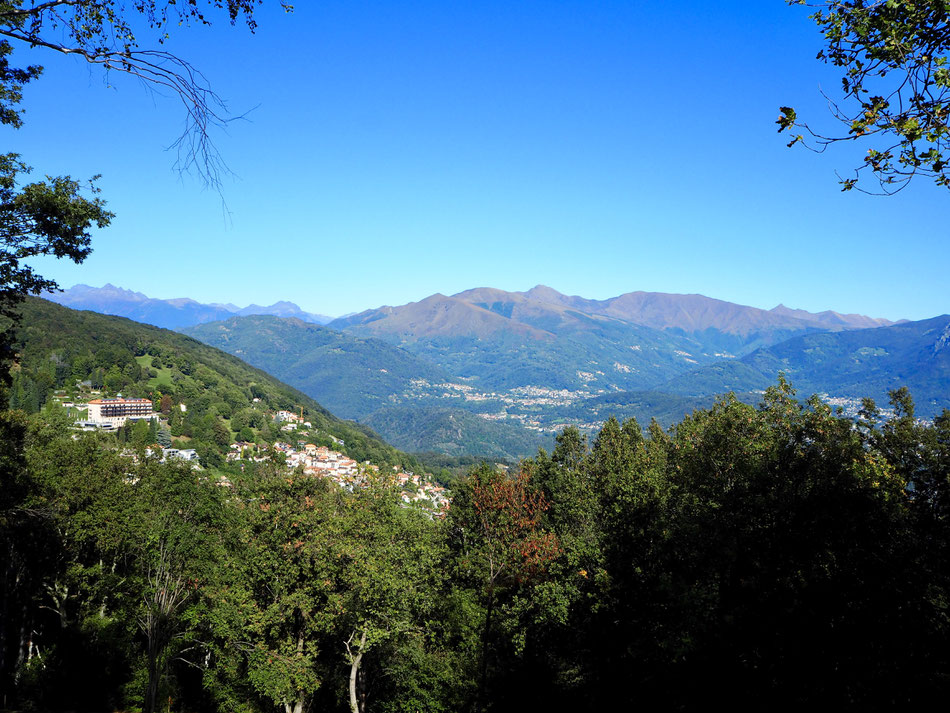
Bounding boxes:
136 354 174 389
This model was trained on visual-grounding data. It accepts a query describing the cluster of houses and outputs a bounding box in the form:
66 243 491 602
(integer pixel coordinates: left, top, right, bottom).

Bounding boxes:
117 446 200 465
228 441 451 515
53 391 451 515
394 470 451 511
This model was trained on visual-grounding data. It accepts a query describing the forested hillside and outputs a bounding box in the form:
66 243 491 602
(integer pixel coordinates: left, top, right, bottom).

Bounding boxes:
183 315 450 419
7 298 417 470
663 315 950 418
2 379 949 711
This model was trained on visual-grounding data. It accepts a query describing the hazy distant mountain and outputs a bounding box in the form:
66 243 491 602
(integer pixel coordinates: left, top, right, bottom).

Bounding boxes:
767 303 899 330
662 315 950 418
331 293 553 341
331 291 722 393
328 285 898 394
519 286 895 333
44 284 333 329
471 285 897 354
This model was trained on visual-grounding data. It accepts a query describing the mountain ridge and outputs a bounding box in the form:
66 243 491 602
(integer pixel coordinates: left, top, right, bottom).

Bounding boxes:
332 284 897 354
44 284 334 330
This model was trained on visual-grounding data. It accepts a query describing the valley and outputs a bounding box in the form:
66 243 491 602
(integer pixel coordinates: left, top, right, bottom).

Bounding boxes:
119 282 945 460
45 283 949 461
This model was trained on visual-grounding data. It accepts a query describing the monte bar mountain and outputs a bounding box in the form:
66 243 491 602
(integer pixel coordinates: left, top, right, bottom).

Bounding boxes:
331 285 897 359
44 283 333 330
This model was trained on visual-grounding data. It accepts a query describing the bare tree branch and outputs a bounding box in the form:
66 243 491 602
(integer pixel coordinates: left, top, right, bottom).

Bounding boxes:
0 1 293 189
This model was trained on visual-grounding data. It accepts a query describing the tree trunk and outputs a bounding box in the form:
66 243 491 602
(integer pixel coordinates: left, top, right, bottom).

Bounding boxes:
144 623 161 713
475 589 495 713
283 634 306 713
348 629 367 713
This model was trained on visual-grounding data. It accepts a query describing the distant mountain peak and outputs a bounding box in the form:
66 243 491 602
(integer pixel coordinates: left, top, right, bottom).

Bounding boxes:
523 284 568 302
65 283 150 301
44 285 334 330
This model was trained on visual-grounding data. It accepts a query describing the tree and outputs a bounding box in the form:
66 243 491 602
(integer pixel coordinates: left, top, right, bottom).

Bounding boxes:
448 465 561 711
0 1 292 186
204 470 346 713
132 461 226 713
0 1 292 383
337 479 442 713
779 0 950 193
9 416 139 710
0 153 110 320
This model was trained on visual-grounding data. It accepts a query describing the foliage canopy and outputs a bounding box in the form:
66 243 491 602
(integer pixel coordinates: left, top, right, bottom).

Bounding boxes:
780 0 950 193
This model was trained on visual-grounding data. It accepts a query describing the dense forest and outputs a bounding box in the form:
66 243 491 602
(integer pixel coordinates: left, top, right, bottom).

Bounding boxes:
2 371 949 711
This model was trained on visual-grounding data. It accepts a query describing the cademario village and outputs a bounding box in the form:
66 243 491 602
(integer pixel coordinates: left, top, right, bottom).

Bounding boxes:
56 391 451 517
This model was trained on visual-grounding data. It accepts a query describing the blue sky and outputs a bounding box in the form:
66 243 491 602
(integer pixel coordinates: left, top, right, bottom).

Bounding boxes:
13 1 949 321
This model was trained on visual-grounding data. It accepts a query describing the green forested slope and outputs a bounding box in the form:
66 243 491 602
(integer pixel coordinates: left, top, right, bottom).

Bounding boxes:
183 315 564 459
661 315 950 417
7 298 417 469
182 315 449 419
560 389 727 427
362 405 553 460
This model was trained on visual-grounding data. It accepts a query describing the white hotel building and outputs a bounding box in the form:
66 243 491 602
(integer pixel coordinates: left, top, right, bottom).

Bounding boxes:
86 397 156 427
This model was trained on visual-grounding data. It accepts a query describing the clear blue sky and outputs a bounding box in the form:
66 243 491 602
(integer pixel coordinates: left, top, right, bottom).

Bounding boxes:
13 1 948 321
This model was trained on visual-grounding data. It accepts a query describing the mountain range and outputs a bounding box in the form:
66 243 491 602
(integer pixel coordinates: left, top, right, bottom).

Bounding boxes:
331 285 898 358
179 285 946 459
47 282 946 460
43 284 334 330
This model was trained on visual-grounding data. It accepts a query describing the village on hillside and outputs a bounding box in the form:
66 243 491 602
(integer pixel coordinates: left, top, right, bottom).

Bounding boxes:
51 391 451 517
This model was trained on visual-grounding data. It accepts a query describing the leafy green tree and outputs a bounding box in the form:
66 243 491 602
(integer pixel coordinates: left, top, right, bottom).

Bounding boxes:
16 417 139 710
0 153 109 318
649 386 935 708
779 0 950 192
211 418 232 447
0 409 50 705
132 461 228 713
338 479 443 713
204 470 347 713
131 418 150 447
